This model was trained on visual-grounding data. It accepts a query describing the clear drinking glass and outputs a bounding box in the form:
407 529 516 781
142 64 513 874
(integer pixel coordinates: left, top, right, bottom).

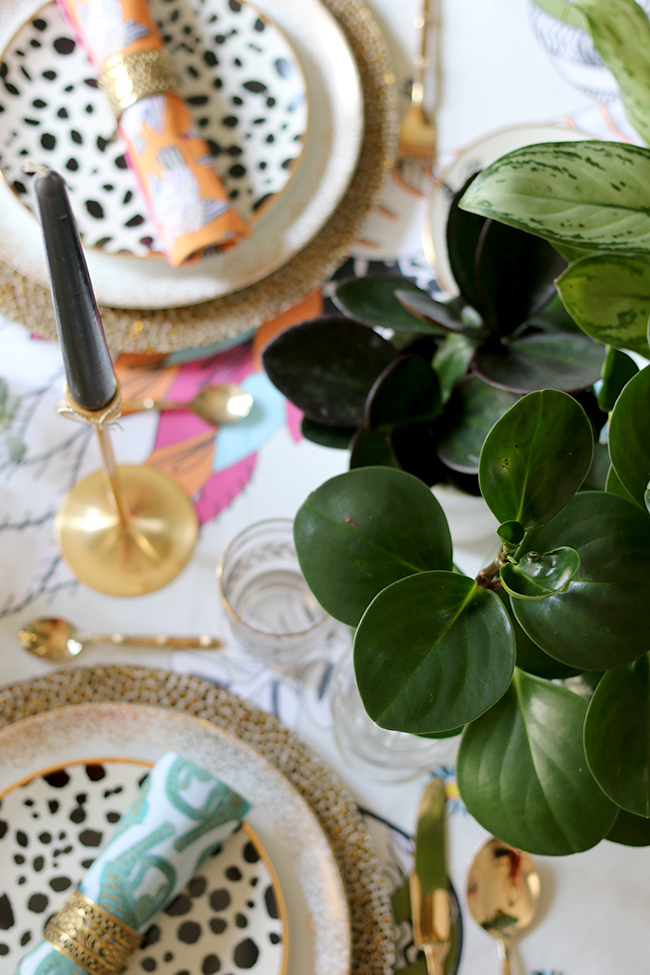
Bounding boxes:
217 518 332 669
331 650 460 783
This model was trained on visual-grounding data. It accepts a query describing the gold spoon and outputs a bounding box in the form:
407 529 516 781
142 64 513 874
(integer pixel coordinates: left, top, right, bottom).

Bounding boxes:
466 837 540 975
18 617 226 663
121 383 253 425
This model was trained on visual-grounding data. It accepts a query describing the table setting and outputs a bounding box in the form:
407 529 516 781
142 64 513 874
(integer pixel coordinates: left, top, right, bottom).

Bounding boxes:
1 0 650 974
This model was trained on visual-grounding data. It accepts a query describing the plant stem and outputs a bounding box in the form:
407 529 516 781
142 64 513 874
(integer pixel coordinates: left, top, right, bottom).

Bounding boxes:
476 546 505 590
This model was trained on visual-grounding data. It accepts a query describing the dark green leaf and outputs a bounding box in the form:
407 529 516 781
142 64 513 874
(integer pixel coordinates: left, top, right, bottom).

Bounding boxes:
479 390 593 528
349 429 398 469
436 378 519 474
395 290 488 338
474 219 566 335
584 654 650 817
512 491 650 669
301 417 355 450
598 347 639 412
581 441 610 491
605 464 637 503
496 521 525 547
390 421 446 486
354 571 514 733
501 547 580 600
366 356 441 431
446 173 486 311
460 141 650 252
472 332 605 393
457 669 618 855
333 277 439 333
557 254 650 355
294 467 452 626
606 809 650 847
574 0 650 147
262 318 396 427
432 333 478 403
609 364 650 507
495 589 581 679
526 291 582 334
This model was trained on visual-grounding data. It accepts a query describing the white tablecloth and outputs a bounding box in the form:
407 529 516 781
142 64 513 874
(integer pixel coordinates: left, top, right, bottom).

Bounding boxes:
0 3 648 973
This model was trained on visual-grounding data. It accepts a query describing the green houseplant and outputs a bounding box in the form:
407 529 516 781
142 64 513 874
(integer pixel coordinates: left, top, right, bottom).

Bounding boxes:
285 0 650 858
262 183 606 492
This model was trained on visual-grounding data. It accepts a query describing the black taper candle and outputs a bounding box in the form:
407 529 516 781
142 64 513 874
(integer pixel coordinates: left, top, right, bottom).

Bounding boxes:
33 168 117 411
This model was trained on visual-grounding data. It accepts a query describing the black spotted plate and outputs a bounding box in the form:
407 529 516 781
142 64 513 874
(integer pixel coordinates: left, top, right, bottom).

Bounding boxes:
0 760 286 975
0 0 308 256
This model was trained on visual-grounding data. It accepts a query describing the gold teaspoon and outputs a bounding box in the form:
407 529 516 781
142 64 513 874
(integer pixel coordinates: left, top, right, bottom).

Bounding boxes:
466 837 540 975
121 383 253 425
18 618 226 663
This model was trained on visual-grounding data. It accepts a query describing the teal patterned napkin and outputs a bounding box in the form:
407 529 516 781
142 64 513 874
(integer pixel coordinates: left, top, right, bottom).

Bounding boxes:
16 752 250 974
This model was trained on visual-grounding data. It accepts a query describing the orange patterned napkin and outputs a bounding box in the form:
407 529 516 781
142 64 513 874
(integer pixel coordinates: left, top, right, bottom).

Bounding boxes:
57 0 250 265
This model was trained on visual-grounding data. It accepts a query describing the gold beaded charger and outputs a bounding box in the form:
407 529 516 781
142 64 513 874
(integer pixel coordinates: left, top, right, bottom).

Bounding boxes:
0 0 397 353
0 665 396 975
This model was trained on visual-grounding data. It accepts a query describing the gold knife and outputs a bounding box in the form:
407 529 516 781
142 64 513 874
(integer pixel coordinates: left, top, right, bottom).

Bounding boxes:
409 777 451 975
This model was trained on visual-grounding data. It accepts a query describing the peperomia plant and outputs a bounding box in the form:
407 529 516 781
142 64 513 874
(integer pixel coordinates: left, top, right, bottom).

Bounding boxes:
293 375 650 856
262 185 606 492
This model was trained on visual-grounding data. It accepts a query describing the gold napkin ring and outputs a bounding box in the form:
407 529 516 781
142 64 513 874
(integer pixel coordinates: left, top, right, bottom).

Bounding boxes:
44 890 143 975
99 49 179 116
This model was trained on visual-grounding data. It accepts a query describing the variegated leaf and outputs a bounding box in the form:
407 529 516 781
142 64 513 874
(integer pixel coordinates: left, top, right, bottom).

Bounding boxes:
574 0 650 147
556 253 650 354
460 141 650 252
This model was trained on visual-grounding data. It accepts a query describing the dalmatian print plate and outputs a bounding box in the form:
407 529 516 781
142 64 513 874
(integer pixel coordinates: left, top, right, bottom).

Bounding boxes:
0 0 308 256
0 760 287 975
0 0 362 309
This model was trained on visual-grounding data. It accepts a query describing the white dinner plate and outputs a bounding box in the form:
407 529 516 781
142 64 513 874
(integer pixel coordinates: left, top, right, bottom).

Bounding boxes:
0 702 352 975
0 0 363 308
424 124 592 296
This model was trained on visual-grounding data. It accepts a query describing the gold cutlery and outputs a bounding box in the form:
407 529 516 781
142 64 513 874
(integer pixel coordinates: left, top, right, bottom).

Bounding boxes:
18 617 225 663
394 0 441 196
410 777 451 974
120 382 253 425
467 837 540 975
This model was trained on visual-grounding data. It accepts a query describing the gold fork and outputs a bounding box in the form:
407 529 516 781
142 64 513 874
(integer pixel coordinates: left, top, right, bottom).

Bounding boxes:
394 0 441 197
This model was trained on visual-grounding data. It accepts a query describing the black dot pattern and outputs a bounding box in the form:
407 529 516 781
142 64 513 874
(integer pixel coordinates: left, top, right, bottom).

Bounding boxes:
0 0 307 256
0 762 284 970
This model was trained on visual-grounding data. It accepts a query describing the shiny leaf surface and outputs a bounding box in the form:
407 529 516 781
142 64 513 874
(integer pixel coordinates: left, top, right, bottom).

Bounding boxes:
432 333 478 403
262 318 396 427
479 390 593 528
472 332 605 393
446 173 486 311
333 276 439 332
349 429 397 469
495 589 581 679
557 254 650 355
606 809 650 847
584 655 650 817
460 141 650 252
366 356 441 431
294 467 452 626
457 670 618 855
354 571 514 733
609 364 650 507
301 417 355 449
396 290 487 338
598 347 639 412
475 219 566 335
512 491 650 669
436 378 518 474
501 547 580 600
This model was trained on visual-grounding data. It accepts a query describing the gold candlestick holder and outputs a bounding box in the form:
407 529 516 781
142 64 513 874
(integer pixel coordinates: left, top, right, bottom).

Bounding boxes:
55 384 198 597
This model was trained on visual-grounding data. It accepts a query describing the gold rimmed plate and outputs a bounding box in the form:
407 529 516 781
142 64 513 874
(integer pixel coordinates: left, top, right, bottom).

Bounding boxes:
0 703 352 975
0 0 363 309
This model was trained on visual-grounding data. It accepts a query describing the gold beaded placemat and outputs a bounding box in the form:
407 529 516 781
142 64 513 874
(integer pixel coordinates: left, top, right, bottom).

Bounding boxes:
0 665 396 975
0 0 398 354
